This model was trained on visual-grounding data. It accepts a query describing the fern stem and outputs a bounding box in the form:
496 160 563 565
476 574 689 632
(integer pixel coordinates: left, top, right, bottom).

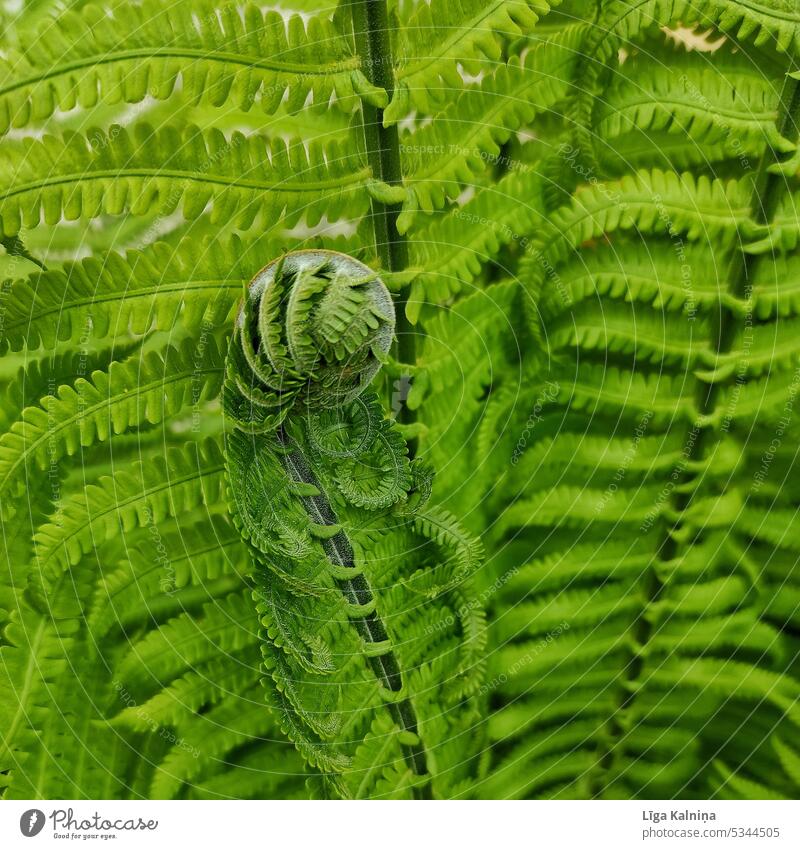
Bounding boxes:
349 0 416 395
590 75 800 796
277 427 431 793
346 7 429 792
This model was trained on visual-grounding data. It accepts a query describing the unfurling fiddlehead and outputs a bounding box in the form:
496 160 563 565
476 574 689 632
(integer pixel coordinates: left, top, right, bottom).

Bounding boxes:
223 250 486 799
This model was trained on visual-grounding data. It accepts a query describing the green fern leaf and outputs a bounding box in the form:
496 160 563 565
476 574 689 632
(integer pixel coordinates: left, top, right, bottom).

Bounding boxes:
0 0 382 136
0 124 372 236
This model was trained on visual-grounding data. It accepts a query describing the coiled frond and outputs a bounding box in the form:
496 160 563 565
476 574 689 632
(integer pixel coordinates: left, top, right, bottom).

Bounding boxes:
224 250 485 798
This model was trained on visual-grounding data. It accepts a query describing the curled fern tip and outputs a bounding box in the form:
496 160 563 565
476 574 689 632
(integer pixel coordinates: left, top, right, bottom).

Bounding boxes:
227 250 395 430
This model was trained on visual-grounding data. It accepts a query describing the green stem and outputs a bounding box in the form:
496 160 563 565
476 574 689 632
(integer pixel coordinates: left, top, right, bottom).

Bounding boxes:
278 428 429 773
348 4 428 794
349 0 415 411
276 428 431 796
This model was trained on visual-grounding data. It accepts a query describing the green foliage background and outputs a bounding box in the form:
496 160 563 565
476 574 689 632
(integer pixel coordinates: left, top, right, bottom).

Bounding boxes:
1 0 800 799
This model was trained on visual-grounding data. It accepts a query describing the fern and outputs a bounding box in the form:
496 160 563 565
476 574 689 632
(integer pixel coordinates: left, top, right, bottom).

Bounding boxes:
2 0 800 805
0 339 225 510
0 124 374 236
223 250 484 797
468 5 800 800
0 0 383 135
386 0 551 123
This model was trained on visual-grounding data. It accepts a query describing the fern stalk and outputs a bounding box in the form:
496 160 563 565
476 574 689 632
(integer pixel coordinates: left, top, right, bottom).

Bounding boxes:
275 428 430 785
349 0 416 402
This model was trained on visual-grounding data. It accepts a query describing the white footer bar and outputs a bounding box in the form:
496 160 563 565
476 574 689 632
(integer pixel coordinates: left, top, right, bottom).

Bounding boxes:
2 799 798 848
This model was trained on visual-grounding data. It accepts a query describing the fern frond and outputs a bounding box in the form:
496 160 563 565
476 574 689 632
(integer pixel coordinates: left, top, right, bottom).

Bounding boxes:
0 346 137 432
549 299 711 366
596 40 794 172
2 0 799 805
116 589 257 694
33 438 226 584
149 684 304 799
407 170 544 321
185 740 308 799
386 0 552 123
0 573 86 790
548 362 699 425
569 0 800 173
0 124 372 236
0 0 384 136
397 23 585 231
113 646 260 730
712 761 790 800
411 280 519 512
539 237 733 319
88 513 248 637
2 231 365 352
526 170 756 288
649 657 800 727
0 339 224 510
224 250 486 798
